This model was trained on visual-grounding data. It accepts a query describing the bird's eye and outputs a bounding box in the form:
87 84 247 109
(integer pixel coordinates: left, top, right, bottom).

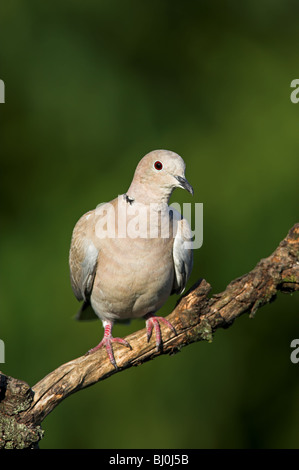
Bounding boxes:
154 161 163 170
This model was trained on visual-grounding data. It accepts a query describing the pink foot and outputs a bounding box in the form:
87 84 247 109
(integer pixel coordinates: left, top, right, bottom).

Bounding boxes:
144 313 177 351
87 321 131 369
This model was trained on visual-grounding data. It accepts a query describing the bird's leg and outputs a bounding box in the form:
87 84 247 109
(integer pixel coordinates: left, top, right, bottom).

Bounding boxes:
87 320 132 369
144 313 177 351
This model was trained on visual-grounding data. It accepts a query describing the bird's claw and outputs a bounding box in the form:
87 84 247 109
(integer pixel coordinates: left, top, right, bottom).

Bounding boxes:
88 336 132 370
145 314 177 351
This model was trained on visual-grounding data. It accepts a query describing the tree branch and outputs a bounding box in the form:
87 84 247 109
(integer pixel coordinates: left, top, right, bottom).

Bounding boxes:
1 223 299 448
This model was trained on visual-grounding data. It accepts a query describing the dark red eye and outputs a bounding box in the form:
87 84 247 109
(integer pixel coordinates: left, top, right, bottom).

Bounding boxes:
154 161 163 170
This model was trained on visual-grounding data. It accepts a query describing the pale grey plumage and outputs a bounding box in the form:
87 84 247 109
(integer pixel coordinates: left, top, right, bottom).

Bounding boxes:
69 149 193 366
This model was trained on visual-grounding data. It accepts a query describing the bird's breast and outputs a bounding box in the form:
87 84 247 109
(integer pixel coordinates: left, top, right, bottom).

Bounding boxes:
91 235 174 321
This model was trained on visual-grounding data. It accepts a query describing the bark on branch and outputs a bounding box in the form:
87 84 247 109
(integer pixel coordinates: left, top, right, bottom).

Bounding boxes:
1 223 299 448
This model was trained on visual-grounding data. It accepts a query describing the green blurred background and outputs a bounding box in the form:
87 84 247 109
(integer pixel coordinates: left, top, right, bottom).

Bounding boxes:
1 0 299 449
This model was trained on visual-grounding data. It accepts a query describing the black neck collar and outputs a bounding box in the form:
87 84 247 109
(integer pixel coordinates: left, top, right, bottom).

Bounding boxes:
124 193 134 205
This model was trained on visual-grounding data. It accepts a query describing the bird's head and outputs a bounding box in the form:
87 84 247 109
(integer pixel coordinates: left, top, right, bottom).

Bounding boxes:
127 149 193 204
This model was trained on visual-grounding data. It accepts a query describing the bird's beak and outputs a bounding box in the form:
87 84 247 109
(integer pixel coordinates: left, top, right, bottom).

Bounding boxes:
175 175 194 196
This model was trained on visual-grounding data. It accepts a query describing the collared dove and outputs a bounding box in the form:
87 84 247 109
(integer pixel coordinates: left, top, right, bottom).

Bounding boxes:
69 149 193 368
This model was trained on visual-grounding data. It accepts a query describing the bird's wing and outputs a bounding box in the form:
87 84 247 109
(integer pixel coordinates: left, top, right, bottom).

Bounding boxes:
69 197 125 321
69 210 99 319
171 210 193 295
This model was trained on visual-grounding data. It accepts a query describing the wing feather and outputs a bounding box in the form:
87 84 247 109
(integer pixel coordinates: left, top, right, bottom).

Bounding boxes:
69 210 99 303
171 211 193 295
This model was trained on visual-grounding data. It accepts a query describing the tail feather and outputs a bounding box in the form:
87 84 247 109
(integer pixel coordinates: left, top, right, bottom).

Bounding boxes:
75 301 98 321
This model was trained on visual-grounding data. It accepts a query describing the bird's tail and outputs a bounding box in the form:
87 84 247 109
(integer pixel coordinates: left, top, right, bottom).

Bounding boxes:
75 301 98 321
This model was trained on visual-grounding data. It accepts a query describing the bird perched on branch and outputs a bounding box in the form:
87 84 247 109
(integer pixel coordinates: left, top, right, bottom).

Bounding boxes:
69 149 193 368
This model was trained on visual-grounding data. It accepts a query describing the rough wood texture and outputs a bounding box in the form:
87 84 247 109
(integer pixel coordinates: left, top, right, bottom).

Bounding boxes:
0 375 43 449
1 223 298 448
